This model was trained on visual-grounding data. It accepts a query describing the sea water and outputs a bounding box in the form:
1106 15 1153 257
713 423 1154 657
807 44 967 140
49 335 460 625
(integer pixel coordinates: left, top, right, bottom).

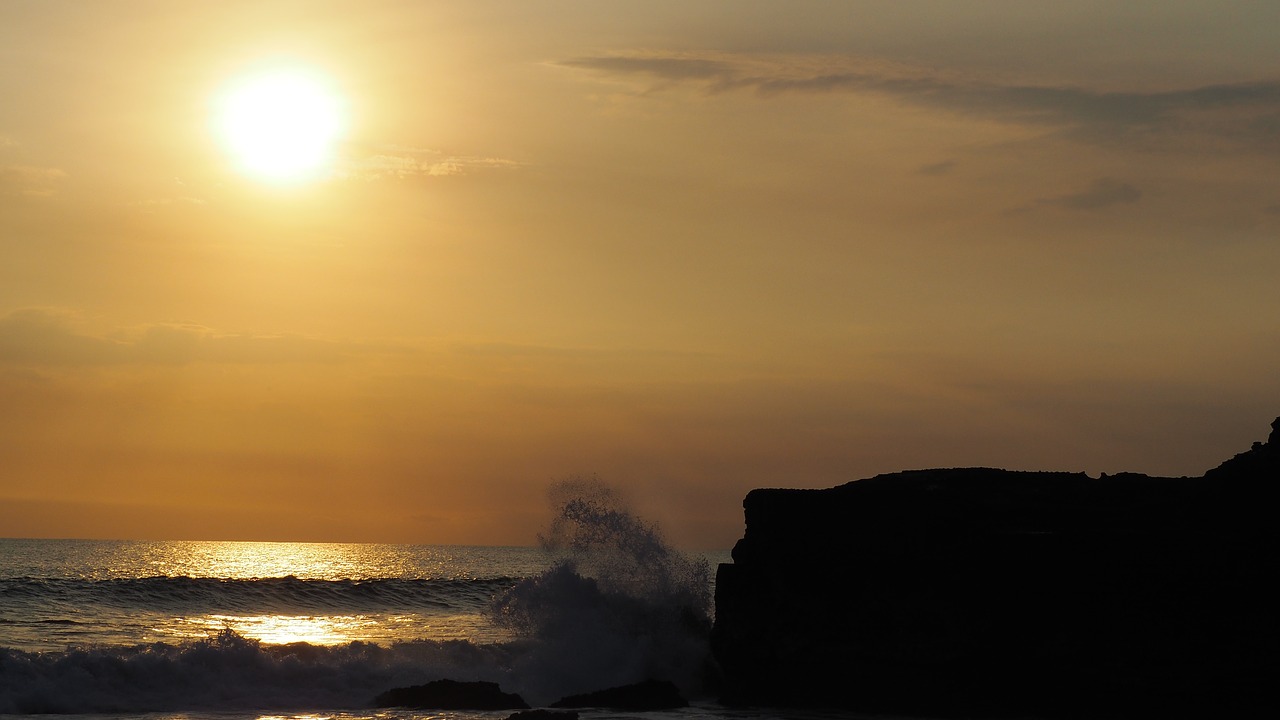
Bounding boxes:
2 484 856 720
0 540 548 653
0 538 760 719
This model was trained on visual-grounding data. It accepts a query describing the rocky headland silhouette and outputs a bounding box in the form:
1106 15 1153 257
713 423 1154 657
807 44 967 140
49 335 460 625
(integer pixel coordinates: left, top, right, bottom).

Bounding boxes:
712 417 1279 717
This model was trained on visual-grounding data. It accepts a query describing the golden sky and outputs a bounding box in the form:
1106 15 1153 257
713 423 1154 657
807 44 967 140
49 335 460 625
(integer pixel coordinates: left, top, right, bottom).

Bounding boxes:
2 1 1279 546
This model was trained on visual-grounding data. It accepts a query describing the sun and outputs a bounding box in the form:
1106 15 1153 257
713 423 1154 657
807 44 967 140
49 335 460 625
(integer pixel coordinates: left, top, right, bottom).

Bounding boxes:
213 67 346 184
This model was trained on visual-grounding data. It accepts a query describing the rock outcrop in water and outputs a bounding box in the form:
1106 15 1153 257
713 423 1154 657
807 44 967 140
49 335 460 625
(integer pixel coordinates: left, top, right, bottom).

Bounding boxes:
372 679 529 710
711 417 1280 717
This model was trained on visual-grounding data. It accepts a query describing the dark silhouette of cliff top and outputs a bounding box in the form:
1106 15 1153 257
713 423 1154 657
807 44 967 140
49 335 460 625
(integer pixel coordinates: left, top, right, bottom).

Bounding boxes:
1204 414 1280 478
733 416 1279 565
713 416 1280 716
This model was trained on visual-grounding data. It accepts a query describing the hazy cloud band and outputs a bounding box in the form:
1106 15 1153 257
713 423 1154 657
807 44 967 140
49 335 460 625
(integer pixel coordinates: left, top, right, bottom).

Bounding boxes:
562 54 1280 152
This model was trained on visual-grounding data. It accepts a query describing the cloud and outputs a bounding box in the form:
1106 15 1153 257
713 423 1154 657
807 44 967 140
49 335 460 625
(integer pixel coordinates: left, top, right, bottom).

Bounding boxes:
0 165 66 197
0 309 118 365
560 53 1280 152
129 196 207 210
559 55 736 83
129 324 352 365
349 147 523 181
0 308 355 367
918 160 957 176
1037 178 1142 210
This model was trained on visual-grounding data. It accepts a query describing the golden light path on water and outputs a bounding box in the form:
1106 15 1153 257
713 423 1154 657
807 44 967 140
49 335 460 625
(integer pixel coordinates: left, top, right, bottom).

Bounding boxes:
91 541 548 647
129 541 429 580
176 615 390 646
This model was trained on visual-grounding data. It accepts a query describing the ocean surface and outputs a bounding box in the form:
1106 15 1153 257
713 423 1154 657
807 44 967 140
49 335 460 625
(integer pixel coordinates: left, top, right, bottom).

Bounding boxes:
1 536 851 720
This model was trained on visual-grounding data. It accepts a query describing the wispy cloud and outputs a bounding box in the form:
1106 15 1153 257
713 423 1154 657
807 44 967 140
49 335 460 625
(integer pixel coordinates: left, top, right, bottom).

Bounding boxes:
559 55 736 83
349 147 523 181
917 160 957 176
0 165 66 197
1037 178 1142 211
128 196 208 212
0 308 356 367
561 53 1280 153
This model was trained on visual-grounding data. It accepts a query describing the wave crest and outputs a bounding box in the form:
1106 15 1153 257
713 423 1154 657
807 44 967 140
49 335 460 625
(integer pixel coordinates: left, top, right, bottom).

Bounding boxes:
490 476 713 702
0 576 518 614
0 629 516 714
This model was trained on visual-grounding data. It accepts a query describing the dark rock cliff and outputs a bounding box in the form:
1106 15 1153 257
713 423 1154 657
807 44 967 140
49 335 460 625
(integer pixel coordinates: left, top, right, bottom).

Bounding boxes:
711 418 1279 717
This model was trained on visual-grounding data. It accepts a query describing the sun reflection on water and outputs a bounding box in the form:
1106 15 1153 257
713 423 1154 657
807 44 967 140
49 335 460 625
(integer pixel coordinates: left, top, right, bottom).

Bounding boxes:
158 610 502 647
9 540 546 649
46 539 547 582
178 615 377 645
136 541 395 581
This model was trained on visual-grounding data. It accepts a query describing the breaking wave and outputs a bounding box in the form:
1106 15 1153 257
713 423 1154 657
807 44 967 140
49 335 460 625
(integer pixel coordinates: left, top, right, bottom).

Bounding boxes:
490 477 715 702
0 575 518 614
0 630 517 714
0 477 717 713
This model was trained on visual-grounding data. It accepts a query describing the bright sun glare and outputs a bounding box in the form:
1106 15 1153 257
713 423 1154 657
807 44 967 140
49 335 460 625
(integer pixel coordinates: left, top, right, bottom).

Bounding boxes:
214 67 345 184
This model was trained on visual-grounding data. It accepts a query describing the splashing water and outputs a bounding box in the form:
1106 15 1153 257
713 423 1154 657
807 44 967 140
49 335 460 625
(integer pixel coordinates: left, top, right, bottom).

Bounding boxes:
491 476 714 703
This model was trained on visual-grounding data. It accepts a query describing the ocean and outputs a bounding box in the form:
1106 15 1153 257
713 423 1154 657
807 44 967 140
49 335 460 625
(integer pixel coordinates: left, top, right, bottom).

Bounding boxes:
0 536 832 720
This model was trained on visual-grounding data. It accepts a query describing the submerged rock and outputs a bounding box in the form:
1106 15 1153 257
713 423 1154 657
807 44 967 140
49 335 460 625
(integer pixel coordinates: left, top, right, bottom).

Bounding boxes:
550 679 688 710
712 416 1280 717
372 679 529 710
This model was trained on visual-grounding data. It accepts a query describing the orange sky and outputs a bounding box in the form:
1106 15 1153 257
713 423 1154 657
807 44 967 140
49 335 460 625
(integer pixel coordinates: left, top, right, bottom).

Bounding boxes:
3 1 1279 547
